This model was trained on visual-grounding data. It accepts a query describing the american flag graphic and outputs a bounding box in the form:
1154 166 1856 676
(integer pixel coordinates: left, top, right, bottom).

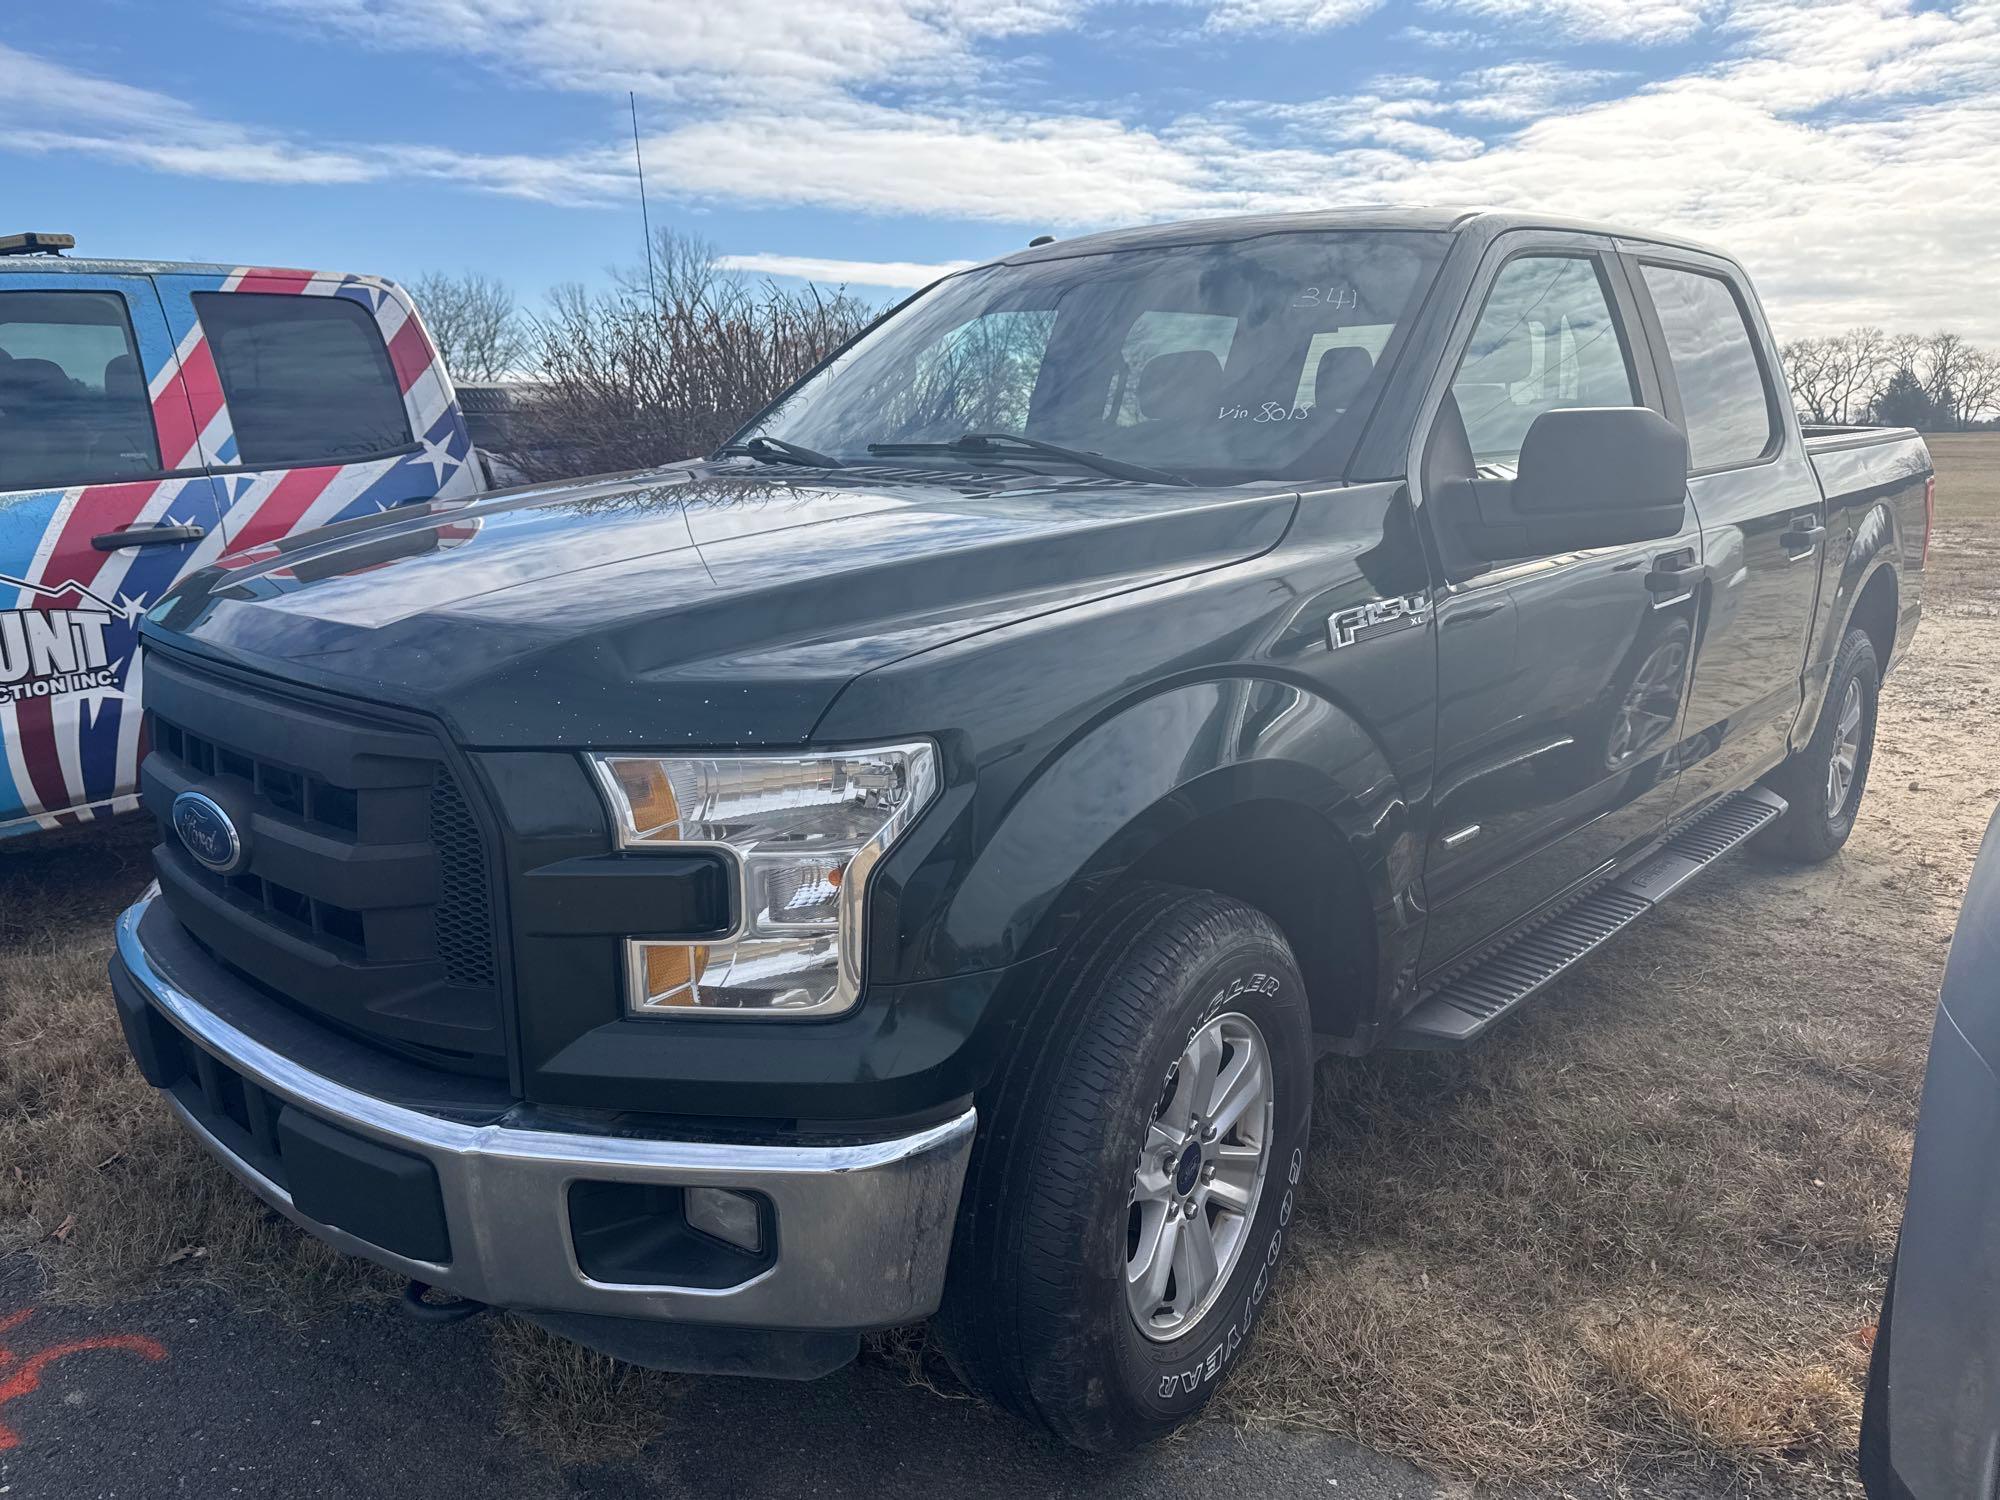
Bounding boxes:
0 264 481 837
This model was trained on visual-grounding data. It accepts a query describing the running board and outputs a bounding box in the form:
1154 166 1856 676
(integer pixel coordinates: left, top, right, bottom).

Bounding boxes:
1391 787 1787 1049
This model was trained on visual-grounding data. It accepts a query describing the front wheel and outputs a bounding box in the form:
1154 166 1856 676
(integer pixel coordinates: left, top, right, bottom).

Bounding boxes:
935 885 1314 1452
1759 626 1880 863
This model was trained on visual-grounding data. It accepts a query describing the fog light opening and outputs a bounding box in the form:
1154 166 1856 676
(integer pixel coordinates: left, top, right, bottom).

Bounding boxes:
686 1186 764 1255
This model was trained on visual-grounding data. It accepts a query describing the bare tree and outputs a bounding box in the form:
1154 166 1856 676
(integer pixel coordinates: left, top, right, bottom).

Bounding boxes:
503 229 876 480
410 271 527 383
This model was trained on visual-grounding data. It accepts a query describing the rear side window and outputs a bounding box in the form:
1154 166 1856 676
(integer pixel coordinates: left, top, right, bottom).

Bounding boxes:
0 289 161 491
1639 265 1776 470
1450 255 1636 470
194 293 412 467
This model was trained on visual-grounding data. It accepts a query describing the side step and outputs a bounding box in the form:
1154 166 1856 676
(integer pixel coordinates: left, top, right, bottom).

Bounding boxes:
1391 786 1787 1049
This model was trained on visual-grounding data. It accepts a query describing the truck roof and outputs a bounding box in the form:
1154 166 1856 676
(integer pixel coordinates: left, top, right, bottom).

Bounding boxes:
999 206 1734 267
0 252 365 281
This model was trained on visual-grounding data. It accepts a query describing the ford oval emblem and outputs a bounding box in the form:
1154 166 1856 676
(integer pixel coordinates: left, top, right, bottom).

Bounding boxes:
172 790 247 875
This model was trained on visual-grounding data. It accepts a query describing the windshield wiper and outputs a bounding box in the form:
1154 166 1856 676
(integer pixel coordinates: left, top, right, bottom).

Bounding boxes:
867 432 1192 487
715 434 846 469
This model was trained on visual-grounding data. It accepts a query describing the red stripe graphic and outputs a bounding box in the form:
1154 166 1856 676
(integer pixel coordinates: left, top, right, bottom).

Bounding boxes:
234 267 315 296
11 695 70 821
174 339 227 453
151 374 199 471
31 482 159 606
386 317 434 395
223 465 341 556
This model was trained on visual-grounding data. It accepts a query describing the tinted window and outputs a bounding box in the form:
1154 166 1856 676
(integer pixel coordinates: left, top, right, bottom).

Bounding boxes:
0 290 161 491
195 293 412 467
1451 255 1636 470
751 231 1449 484
1640 265 1775 469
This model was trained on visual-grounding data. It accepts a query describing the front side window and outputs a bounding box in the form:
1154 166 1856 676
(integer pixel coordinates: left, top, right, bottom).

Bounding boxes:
194 292 412 468
1640 264 1776 470
1450 255 1637 471
747 231 1450 485
0 290 161 491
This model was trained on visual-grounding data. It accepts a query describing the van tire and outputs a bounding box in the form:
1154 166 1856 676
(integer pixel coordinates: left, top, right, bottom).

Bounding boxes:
1759 627 1879 864
933 884 1313 1452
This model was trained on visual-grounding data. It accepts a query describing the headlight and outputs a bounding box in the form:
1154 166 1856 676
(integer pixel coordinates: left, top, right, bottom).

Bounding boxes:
588 743 938 1018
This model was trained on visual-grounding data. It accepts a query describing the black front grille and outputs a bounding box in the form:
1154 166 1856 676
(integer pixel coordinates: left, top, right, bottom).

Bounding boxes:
140 649 508 1076
429 770 496 990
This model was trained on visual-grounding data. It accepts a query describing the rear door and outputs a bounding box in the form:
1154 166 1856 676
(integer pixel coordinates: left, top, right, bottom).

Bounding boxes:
1624 249 1819 812
151 269 480 554
0 270 225 832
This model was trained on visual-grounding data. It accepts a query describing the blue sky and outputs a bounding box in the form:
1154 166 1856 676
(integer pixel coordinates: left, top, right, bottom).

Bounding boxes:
4 0 1998 339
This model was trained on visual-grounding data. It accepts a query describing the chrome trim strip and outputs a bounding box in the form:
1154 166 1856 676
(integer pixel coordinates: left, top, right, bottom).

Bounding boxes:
119 892 975 1328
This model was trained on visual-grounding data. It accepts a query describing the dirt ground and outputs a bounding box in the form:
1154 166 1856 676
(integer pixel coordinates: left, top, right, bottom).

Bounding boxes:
4 435 1998 1495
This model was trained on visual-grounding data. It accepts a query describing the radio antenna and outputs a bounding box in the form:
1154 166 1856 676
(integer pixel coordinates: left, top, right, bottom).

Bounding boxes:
630 91 657 307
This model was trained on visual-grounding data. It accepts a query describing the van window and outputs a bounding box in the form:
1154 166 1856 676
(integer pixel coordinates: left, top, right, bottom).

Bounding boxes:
0 290 161 491
1639 265 1776 470
1450 255 1636 470
194 293 412 467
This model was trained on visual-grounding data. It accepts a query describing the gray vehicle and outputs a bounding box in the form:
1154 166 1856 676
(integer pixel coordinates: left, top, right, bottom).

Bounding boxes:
1863 806 2000 1498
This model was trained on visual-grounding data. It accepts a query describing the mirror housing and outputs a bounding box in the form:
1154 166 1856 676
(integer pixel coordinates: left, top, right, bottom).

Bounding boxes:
1438 406 1690 563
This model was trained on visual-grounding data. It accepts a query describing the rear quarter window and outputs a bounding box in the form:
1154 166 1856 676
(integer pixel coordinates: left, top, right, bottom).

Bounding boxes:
1639 264 1777 470
194 292 412 467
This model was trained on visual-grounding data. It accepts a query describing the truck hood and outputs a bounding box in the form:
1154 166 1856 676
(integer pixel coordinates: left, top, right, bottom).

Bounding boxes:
147 461 1299 746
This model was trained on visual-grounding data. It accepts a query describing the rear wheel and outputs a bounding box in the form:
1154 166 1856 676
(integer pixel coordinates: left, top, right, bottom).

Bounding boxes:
1759 627 1879 863
935 885 1313 1452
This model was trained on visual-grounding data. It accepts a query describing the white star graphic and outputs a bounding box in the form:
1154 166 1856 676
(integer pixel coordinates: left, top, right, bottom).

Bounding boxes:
411 436 461 488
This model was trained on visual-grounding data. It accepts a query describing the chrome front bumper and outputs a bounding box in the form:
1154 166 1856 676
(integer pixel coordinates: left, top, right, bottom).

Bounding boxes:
115 891 975 1333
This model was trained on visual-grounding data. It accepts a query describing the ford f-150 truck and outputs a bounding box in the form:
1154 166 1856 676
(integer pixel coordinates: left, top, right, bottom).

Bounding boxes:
0 232 482 840
107 208 1931 1451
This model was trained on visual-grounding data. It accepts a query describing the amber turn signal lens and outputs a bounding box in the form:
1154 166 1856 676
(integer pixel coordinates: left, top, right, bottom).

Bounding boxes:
611 759 681 841
643 943 708 1006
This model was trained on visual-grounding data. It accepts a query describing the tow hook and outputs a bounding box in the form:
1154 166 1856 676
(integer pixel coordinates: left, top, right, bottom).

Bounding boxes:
399 1279 489 1325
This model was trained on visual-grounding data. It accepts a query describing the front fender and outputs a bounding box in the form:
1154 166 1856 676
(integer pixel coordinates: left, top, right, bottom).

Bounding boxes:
902 675 1418 987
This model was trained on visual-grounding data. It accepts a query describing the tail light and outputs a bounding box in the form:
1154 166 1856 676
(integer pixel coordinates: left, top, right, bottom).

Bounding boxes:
1923 474 1935 566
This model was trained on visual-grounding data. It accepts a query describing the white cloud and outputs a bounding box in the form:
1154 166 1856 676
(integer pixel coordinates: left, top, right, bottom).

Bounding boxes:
715 252 977 287
1204 0 1381 32
1421 0 1720 44
7 1 2000 344
0 43 629 202
253 0 1087 99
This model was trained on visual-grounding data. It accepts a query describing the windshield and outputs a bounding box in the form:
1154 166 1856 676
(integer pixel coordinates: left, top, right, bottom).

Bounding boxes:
740 230 1450 485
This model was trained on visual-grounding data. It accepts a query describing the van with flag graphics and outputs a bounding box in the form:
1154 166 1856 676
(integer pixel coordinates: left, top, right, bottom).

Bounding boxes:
0 233 482 838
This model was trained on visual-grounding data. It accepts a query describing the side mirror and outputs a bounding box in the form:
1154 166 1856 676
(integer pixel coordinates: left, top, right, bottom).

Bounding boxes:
1515 406 1689 517
1438 407 1690 562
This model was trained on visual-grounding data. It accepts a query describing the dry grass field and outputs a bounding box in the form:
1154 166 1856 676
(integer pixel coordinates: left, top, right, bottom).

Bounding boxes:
5 434 1999 1492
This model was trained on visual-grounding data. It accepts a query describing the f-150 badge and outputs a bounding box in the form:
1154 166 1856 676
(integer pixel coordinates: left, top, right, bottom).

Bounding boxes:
1327 592 1432 650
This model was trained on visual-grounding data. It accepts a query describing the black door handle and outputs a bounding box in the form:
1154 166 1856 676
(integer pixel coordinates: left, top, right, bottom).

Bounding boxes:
1781 516 1827 558
91 522 207 551
1645 548 1707 608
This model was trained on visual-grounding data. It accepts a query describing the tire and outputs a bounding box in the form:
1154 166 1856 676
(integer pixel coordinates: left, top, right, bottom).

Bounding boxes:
1758 627 1879 864
934 884 1313 1452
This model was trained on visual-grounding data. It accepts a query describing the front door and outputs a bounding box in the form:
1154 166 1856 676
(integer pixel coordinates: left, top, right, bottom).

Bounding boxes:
1416 240 1702 973
1626 253 1819 811
0 271 225 833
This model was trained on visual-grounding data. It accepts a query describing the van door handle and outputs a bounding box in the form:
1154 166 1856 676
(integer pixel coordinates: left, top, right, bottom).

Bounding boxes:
1781 514 1826 560
1644 548 1706 608
91 522 208 551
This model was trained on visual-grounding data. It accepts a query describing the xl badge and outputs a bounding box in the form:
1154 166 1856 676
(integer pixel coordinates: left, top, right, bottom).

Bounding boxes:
1327 592 1432 650
172 790 248 875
